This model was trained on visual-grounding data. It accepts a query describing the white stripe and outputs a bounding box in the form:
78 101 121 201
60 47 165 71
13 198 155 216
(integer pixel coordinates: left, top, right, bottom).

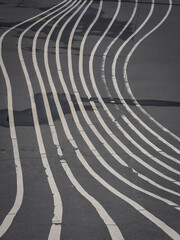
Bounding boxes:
78 0 180 185
42 0 180 238
122 115 180 164
78 0 180 196
17 2 73 237
61 160 124 240
55 0 180 238
124 0 180 143
100 0 180 165
112 0 180 154
67 0 180 207
31 1 122 238
76 149 180 240
32 0 75 155
123 0 180 145
0 0 68 236
43 1 124 238
32 2 80 238
0 138 23 237
68 0 127 167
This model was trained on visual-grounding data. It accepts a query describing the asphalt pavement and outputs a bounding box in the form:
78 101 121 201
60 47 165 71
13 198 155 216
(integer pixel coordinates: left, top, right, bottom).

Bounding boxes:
0 0 180 239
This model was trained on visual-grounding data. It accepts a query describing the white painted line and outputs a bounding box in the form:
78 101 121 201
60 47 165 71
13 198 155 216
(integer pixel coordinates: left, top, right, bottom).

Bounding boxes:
76 149 180 240
42 0 180 238
31 1 123 238
61 160 124 240
131 168 180 197
43 0 123 238
100 0 180 165
32 0 73 126
1 0 69 234
67 0 129 167
124 5 180 146
0 0 67 235
67 0 180 207
124 1 180 144
0 19 29 235
78 0 180 186
44 0 83 148
122 115 180 164
0 138 23 237
112 0 180 154
17 2 74 237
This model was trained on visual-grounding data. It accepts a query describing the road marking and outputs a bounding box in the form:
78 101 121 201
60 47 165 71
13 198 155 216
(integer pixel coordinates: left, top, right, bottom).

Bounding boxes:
77 0 180 190
123 0 180 145
1 0 179 238
112 0 180 154
43 1 124 238
67 0 180 207
17 1 73 237
76 149 180 240
61 160 124 240
68 0 128 167
124 0 180 144
0 0 69 236
54 0 180 238
100 0 180 165
89 0 180 181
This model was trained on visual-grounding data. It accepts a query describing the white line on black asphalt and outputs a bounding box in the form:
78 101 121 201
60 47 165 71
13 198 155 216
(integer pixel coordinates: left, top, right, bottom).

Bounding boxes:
43 1 124 239
0 0 68 236
112 0 180 154
68 0 180 206
54 0 180 239
100 0 180 166
17 1 72 237
77 0 180 192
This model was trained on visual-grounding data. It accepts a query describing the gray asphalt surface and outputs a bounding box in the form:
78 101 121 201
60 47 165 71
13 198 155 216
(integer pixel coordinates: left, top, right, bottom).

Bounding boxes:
0 0 180 239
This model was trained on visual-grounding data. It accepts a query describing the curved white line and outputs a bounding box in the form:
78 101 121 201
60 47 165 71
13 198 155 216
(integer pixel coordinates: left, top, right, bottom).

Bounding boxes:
112 0 180 154
123 0 180 142
67 0 180 207
0 43 23 238
61 159 124 240
124 0 180 143
30 1 123 239
32 1 83 239
79 0 180 196
78 0 180 185
68 0 127 167
54 0 180 238
21 0 179 238
89 0 180 177
0 0 68 237
32 0 76 154
43 1 124 239
100 1 180 166
17 2 72 238
75 149 180 240
55 1 124 238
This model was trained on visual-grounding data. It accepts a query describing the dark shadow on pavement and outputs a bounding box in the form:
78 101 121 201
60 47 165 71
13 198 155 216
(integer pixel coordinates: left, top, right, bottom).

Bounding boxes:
0 92 180 127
